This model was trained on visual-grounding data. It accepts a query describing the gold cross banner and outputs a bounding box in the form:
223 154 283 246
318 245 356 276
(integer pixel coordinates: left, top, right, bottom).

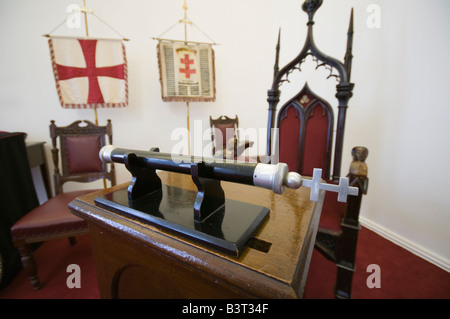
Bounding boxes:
157 40 216 102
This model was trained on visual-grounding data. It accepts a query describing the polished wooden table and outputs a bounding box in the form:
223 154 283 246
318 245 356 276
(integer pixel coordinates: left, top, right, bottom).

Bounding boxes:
69 171 324 299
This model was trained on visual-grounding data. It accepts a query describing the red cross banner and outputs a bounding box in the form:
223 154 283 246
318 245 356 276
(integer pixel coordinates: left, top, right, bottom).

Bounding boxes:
157 41 215 102
48 36 128 109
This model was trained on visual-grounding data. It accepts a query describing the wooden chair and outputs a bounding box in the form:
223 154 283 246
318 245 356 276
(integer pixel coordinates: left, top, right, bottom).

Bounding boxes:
265 1 369 298
10 120 116 289
209 115 253 160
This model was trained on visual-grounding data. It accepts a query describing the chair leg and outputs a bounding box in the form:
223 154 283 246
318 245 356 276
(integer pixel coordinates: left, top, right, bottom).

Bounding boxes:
334 265 354 299
17 244 42 290
68 237 77 246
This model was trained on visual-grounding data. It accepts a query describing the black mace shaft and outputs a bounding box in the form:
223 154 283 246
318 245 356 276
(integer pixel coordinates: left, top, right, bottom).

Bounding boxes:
100 145 302 197
106 147 257 186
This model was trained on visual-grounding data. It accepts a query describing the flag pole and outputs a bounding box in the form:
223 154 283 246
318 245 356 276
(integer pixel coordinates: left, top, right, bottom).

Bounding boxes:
81 0 99 126
83 0 105 189
182 0 191 155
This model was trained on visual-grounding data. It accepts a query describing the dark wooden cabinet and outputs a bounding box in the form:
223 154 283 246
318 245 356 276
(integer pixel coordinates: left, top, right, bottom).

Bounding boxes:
0 135 46 288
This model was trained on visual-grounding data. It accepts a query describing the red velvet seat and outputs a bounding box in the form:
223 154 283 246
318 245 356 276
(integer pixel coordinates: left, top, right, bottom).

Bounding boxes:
11 190 94 241
10 120 115 289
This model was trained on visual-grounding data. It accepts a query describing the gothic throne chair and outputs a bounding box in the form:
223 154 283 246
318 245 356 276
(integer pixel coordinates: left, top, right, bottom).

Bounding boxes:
265 0 369 299
10 120 116 289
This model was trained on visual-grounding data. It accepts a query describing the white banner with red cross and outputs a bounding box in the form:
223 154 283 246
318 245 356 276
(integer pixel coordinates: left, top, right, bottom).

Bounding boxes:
48 36 128 109
157 40 215 102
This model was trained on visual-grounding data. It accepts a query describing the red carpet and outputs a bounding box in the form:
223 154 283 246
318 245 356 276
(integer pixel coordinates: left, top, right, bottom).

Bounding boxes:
0 235 100 299
304 226 450 299
1 227 449 299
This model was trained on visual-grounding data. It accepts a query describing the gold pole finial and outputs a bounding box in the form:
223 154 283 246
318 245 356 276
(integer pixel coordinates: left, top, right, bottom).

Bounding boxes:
82 1 99 126
83 0 89 37
183 0 189 42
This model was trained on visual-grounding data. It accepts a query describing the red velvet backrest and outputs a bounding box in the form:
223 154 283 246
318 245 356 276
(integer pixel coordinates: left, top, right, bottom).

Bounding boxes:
279 105 302 173
51 120 112 179
214 123 235 150
64 135 103 174
302 103 332 176
277 84 333 178
210 115 239 155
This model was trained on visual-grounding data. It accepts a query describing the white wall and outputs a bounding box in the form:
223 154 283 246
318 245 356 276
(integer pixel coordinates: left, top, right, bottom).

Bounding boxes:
1 0 449 270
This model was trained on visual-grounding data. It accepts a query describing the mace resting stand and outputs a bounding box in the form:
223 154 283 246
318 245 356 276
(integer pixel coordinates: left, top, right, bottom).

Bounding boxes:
93 145 358 257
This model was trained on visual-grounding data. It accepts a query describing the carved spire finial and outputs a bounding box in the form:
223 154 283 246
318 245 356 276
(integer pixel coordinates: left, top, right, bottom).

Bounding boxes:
273 28 281 77
344 8 354 81
302 0 323 24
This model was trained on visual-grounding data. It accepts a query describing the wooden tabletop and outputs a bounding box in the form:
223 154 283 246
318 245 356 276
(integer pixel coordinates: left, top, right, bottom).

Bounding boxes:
70 171 324 298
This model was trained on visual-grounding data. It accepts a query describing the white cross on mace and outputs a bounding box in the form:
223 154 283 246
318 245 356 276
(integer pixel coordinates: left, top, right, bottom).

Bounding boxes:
302 168 358 202
254 164 359 203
